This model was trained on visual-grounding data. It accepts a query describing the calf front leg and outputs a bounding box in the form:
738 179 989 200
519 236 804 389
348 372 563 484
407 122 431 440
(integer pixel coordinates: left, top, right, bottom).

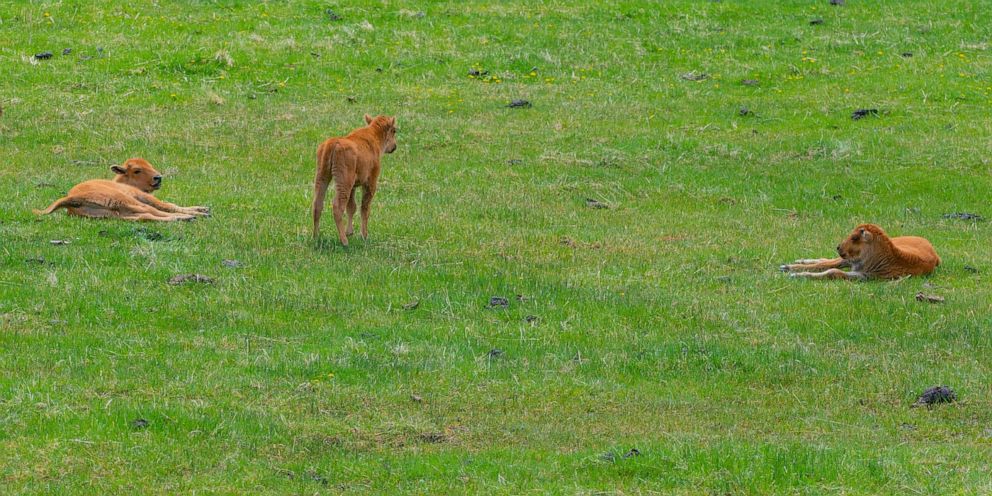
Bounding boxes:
359 184 376 240
790 268 866 281
136 193 209 216
781 257 847 273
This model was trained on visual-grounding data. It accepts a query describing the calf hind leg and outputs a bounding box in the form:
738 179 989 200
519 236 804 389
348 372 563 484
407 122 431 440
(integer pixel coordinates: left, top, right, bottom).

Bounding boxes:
332 180 355 246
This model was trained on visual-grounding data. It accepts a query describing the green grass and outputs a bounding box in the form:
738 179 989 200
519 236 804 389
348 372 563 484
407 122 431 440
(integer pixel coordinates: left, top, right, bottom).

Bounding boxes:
3 0 992 493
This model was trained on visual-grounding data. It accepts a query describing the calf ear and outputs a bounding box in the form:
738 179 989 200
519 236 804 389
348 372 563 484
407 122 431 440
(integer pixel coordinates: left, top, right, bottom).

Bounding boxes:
390 117 397 127
364 114 373 124
861 229 873 242
111 165 127 175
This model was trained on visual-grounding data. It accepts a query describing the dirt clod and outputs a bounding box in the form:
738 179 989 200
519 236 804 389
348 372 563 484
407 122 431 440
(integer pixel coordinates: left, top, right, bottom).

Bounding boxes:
411 394 423 403
901 52 914 58
942 212 984 222
912 386 956 408
964 265 979 273
305 470 329 486
222 259 243 268
34 51 53 60
741 79 759 86
50 239 69 245
623 448 641 458
324 9 341 21
915 292 944 304
130 418 150 429
680 71 709 81
402 299 420 310
585 198 609 209
851 108 879 120
524 315 538 323
487 349 504 359
507 99 532 108
419 432 446 444
487 296 509 309
168 274 214 285
468 68 489 77
133 228 164 241
829 0 844 5
809 18 824 25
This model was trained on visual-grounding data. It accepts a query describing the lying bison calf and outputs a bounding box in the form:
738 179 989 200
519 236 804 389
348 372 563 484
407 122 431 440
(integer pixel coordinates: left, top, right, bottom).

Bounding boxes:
781 223 940 280
35 158 209 221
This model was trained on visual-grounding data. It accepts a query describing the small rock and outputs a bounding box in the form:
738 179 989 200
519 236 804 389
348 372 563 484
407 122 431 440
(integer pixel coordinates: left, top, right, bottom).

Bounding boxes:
487 296 509 309
507 99 532 108
738 106 751 116
585 198 609 209
942 212 984 222
34 51 54 60
130 418 150 429
168 274 214 285
486 348 504 359
50 239 70 245
809 18 824 25
346 96 357 103
623 448 641 458
915 292 944 304
741 79 759 86
912 386 956 408
901 52 914 58
851 108 879 120
402 299 420 310
62 48 72 55
411 394 424 403
680 71 709 81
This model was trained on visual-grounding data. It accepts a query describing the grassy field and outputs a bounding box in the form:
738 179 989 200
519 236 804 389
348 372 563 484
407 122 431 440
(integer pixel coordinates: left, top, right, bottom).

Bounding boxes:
2 0 992 493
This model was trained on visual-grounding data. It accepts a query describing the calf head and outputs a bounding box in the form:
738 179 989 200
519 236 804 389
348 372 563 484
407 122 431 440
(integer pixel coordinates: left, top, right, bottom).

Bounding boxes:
837 224 886 261
111 158 163 193
364 114 398 154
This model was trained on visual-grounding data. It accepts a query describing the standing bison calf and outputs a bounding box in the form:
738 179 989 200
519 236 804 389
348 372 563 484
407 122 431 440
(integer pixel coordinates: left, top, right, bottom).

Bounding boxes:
781 224 940 280
35 158 209 221
312 114 397 246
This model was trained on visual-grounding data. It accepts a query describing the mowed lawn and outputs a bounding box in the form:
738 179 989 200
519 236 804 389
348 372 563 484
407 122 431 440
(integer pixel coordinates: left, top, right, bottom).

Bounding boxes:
2 0 992 493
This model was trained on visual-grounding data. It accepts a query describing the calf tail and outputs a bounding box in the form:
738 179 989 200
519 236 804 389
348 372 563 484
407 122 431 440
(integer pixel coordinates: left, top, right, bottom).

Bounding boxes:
34 196 73 216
